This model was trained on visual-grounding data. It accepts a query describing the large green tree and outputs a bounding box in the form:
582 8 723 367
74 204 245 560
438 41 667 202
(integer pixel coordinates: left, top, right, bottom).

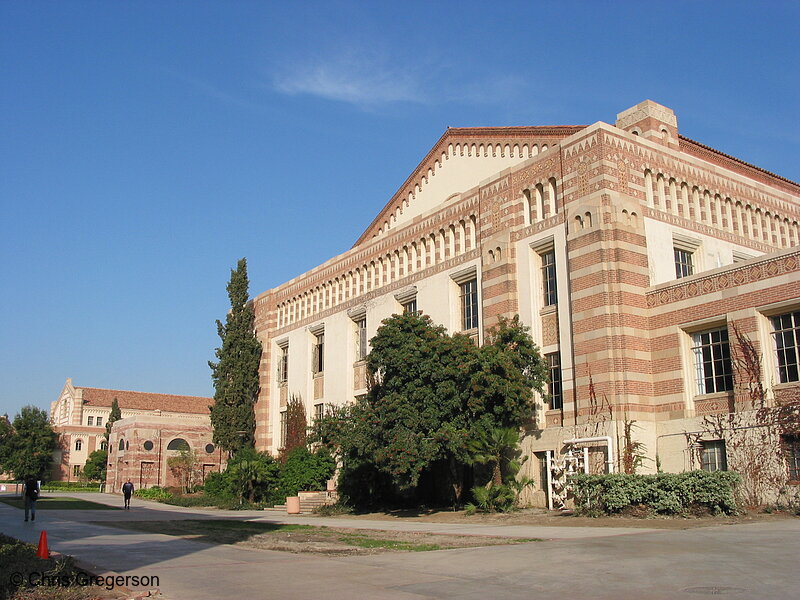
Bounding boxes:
311 313 547 505
209 258 263 455
82 449 108 482
2 406 57 480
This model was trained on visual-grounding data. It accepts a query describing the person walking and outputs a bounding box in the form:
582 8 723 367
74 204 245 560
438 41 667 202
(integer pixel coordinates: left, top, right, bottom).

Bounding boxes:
122 479 134 509
23 477 39 522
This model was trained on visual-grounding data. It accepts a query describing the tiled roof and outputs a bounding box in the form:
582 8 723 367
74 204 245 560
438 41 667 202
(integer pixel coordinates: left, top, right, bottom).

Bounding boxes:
79 386 212 415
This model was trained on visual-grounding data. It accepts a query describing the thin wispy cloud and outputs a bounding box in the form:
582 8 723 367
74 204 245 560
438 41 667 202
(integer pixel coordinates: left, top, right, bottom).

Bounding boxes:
272 53 425 106
162 68 264 112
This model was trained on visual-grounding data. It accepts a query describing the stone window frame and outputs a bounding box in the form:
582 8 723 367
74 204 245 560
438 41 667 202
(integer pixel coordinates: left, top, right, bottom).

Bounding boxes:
276 339 289 384
546 352 563 410
531 238 557 309
348 306 368 362
673 233 701 280
450 265 479 333
309 323 325 376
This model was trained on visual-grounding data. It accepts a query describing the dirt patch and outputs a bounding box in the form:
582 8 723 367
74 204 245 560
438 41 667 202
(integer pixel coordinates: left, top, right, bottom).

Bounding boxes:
317 507 799 530
236 527 536 556
95 520 539 556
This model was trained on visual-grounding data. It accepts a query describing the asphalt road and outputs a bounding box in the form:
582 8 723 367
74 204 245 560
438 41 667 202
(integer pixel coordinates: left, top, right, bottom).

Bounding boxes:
1 492 798 599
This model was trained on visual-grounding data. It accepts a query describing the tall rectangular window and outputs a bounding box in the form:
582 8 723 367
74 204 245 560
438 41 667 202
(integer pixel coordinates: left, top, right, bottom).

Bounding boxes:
280 411 287 448
541 250 557 306
87 416 94 426
278 344 289 383
692 328 733 394
96 417 102 427
312 332 324 374
402 298 418 315
701 440 727 472
356 318 367 360
674 248 694 279
783 435 800 482
460 279 479 330
772 311 800 383
314 403 325 423
546 352 563 410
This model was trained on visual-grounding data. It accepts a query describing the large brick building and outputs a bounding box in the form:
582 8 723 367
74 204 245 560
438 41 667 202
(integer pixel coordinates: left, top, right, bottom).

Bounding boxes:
50 378 217 486
251 100 800 507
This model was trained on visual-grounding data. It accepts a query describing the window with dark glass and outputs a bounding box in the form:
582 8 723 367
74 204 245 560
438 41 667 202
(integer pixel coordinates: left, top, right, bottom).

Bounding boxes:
692 328 733 394
541 250 557 306
674 247 694 279
75 439 82 451
87 416 94 426
546 352 563 410
783 435 800 481
772 311 800 383
460 279 479 330
280 411 288 448
356 318 367 360
701 440 727 472
278 344 289 383
312 332 324 374
402 298 418 315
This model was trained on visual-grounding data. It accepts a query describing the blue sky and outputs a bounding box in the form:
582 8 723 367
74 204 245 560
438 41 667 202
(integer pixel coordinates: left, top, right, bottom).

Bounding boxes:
1 1 798 419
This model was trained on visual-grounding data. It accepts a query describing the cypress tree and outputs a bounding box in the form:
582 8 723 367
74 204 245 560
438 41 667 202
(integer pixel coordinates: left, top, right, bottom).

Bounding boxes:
105 398 121 442
209 258 263 456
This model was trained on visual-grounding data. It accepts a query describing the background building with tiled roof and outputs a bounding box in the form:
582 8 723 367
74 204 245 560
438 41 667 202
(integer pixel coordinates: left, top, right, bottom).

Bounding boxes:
49 378 214 483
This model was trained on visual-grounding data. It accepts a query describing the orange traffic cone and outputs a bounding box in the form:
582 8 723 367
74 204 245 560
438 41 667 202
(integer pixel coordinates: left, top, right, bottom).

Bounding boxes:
36 531 49 559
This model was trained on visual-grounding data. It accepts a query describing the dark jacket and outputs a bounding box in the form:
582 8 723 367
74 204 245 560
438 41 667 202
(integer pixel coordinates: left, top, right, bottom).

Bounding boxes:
122 482 134 497
24 479 39 501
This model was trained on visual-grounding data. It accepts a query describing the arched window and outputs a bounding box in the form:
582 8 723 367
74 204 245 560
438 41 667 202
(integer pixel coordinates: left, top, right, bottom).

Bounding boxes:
167 438 190 451
75 439 82 451
118 439 125 451
100 441 108 451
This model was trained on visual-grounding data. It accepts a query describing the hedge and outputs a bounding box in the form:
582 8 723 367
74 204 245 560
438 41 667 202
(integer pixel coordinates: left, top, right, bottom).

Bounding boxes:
569 470 740 515
42 481 103 492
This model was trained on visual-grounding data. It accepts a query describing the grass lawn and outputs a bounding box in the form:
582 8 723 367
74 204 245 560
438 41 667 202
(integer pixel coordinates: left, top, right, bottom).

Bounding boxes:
0 496 120 510
98 519 540 555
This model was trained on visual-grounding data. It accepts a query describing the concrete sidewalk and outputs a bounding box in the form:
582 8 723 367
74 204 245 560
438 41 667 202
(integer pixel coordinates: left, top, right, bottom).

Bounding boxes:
3 490 661 540
2 493 798 599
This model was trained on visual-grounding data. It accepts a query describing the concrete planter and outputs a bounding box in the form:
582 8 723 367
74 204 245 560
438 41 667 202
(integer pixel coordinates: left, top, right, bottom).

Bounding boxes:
286 496 300 514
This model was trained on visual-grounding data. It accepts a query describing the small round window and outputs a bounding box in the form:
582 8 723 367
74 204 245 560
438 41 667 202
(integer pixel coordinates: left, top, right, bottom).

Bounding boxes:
205 443 215 454
143 441 154 451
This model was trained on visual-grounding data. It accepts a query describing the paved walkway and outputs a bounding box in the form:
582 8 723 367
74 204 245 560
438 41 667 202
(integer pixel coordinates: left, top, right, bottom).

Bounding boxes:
2 492 798 599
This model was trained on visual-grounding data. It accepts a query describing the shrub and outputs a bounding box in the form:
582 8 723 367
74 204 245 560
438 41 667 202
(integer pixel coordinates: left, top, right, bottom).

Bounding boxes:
42 481 102 492
570 471 740 516
134 486 173 501
279 447 336 497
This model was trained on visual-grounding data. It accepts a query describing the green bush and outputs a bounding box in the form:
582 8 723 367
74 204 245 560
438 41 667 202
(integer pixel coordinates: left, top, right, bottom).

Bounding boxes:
42 481 102 492
570 471 740 516
280 447 336 497
134 486 173 501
